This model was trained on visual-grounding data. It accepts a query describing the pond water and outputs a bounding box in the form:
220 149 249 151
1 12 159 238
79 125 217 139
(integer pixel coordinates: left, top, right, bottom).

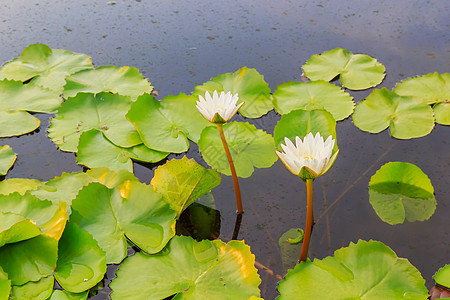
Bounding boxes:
0 0 449 299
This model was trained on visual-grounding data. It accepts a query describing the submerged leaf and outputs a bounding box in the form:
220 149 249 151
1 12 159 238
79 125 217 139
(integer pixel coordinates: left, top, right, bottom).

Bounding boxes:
193 66 273 118
0 43 93 93
54 222 106 293
272 80 354 120
48 92 142 152
198 122 277 178
110 236 261 300
127 93 210 153
70 182 177 264
352 88 435 139
151 157 221 217
369 162 436 225
9 275 54 300
0 145 17 175
63 66 152 100
302 48 386 90
277 240 428 299
278 228 304 272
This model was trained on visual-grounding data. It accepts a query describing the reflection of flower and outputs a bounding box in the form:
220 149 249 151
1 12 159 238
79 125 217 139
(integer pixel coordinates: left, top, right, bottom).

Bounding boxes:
196 91 244 124
276 132 338 180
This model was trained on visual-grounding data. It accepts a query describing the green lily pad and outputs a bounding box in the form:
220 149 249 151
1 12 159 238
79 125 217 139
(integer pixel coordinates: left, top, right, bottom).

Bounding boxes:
0 212 42 247
302 48 386 90
30 172 91 206
63 66 152 101
0 44 93 93
49 290 88 300
279 228 304 272
0 79 62 113
277 240 428 299
0 266 10 300
9 275 54 300
127 93 210 153
110 236 261 299
352 88 435 139
0 235 58 285
369 162 436 225
0 178 42 195
0 145 16 175
151 156 221 217
198 122 277 178
86 167 139 188
273 109 337 151
193 66 273 118
434 264 450 289
48 92 142 152
70 182 177 263
0 110 40 137
433 102 450 125
393 72 449 105
54 222 107 293
273 81 354 120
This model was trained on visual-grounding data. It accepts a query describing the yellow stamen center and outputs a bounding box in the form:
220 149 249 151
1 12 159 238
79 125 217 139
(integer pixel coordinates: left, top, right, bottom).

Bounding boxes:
303 155 314 160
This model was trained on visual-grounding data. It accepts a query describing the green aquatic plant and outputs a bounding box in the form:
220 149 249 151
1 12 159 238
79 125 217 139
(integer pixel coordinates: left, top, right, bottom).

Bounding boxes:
0 146 16 176
302 48 386 90
368 162 437 225
277 240 429 299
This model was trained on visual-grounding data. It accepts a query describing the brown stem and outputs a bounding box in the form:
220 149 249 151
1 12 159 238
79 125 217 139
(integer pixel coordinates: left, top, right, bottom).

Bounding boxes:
231 212 243 240
299 179 313 262
216 124 243 214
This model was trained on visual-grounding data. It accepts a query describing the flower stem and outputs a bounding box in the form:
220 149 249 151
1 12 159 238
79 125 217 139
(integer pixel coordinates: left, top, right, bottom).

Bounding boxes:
216 124 243 214
299 179 313 263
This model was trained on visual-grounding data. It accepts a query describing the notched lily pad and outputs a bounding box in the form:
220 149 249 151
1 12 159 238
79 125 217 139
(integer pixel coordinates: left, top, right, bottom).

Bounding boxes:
54 222 107 293
369 162 436 225
110 236 261 300
273 80 354 120
277 240 428 299
193 66 273 118
198 122 277 178
352 88 435 139
0 43 93 93
127 93 210 153
0 145 17 175
63 66 153 101
48 92 142 152
302 48 386 90
70 182 177 264
0 178 42 195
151 156 221 217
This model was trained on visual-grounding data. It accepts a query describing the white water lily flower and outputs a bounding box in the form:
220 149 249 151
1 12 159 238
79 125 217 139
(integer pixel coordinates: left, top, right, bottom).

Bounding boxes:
196 90 244 124
276 132 338 180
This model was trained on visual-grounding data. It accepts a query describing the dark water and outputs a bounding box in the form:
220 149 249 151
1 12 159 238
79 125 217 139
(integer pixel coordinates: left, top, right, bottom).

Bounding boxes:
1 1 449 299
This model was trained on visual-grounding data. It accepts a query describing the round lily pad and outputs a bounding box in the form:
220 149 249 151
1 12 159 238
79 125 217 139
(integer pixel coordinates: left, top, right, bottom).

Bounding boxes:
0 145 17 175
198 122 277 178
273 109 337 152
9 275 54 300
352 88 435 139
110 236 261 300
272 80 354 120
49 290 88 300
393 72 449 105
434 264 450 289
193 66 273 118
369 162 436 225
0 212 42 247
63 66 152 101
433 102 450 125
126 93 211 153
151 156 221 217
0 110 40 138
0 43 93 93
0 178 42 195
54 222 106 293
302 48 386 90
277 240 428 299
48 92 142 152
70 182 177 264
